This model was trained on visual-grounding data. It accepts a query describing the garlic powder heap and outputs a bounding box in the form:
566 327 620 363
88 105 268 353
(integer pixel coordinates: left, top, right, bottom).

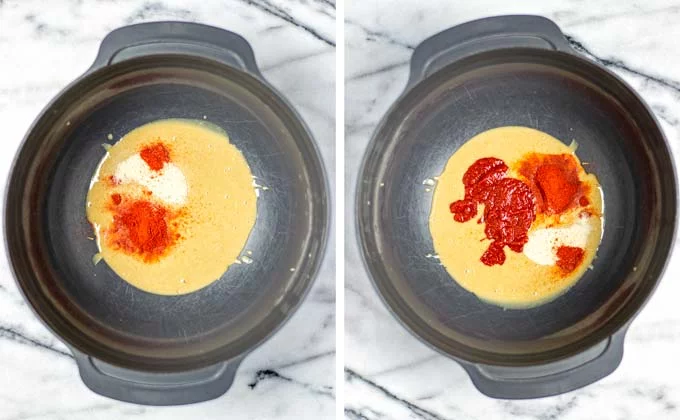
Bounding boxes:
114 154 188 205
523 215 592 266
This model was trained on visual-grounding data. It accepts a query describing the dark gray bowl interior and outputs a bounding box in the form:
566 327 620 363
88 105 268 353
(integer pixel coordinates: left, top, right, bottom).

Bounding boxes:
5 56 327 371
358 49 675 365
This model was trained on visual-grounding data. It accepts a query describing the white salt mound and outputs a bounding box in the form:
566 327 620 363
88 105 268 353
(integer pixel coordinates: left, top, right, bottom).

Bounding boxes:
523 215 592 266
114 154 188 205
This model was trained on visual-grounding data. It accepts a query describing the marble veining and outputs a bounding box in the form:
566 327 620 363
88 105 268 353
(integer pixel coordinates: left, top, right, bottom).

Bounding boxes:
345 1 680 419
0 0 334 419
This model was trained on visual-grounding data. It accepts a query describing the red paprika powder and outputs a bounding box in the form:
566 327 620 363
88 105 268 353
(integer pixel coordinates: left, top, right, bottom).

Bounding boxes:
106 195 180 262
450 157 537 266
555 246 584 273
140 142 171 171
516 153 588 215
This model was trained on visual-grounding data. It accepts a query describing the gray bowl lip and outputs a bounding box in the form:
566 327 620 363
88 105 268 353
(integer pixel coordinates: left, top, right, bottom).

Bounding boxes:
4 53 331 372
356 46 678 367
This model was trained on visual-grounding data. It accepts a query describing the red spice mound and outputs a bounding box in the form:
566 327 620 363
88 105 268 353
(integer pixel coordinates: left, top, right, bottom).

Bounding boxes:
516 153 589 215
140 142 171 171
106 197 179 262
450 157 536 266
556 246 584 273
111 193 122 205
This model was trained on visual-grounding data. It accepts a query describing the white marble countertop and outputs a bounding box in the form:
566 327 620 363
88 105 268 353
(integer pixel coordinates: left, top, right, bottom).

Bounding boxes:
346 1 680 419
0 0 335 418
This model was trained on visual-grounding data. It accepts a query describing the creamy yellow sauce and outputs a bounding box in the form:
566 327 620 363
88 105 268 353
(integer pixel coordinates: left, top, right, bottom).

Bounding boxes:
87 119 257 295
429 126 602 308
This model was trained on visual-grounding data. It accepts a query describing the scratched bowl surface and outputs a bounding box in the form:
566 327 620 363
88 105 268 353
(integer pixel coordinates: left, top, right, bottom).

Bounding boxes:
5 55 328 371
358 48 675 364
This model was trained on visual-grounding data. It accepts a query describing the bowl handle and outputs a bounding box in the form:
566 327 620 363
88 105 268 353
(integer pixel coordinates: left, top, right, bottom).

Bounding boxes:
460 326 628 399
71 348 243 405
89 21 261 76
407 15 574 90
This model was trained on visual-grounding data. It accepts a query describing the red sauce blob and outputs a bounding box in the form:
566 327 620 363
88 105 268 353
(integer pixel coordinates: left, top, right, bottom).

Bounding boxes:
111 193 122 205
449 157 536 266
106 197 179 262
556 246 585 273
516 153 588 215
140 142 171 171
